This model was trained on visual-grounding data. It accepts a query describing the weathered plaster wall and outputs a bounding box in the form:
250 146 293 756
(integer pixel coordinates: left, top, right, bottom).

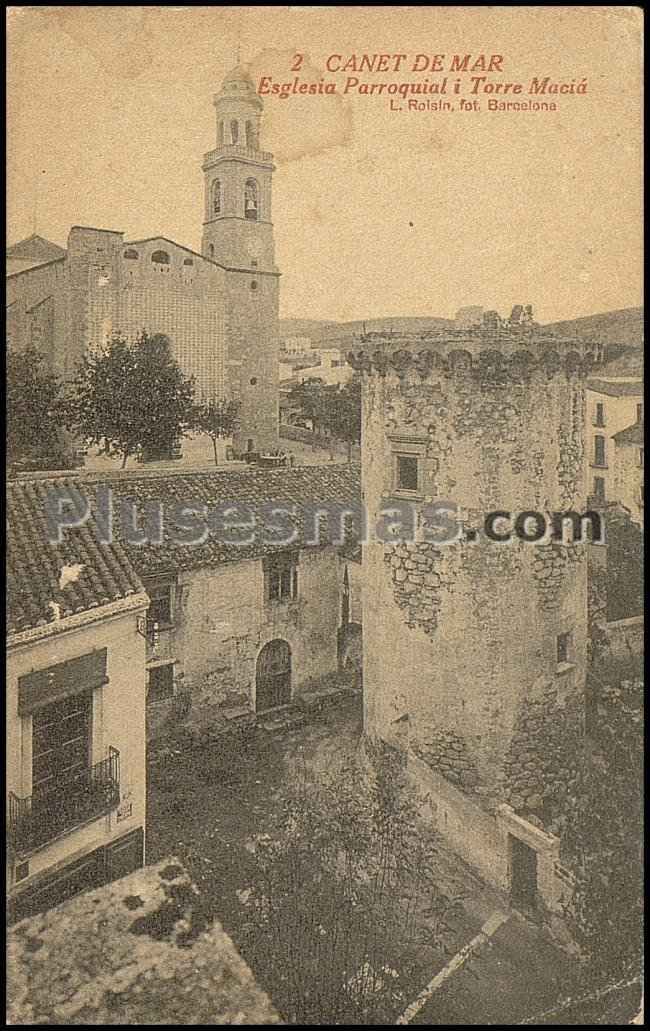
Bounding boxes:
7 605 148 895
146 546 341 730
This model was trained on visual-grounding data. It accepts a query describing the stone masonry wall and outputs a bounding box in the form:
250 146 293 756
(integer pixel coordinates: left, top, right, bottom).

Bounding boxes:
356 326 596 825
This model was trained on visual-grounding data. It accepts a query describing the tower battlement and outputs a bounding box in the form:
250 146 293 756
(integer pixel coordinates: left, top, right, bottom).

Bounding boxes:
349 306 604 377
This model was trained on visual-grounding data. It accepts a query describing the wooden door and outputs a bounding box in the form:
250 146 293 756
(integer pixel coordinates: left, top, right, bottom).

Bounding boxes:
256 640 291 713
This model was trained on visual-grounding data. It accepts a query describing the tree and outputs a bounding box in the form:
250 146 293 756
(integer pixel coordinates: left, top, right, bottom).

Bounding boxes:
287 375 362 462
191 398 241 466
6 344 70 469
243 742 463 1024
62 332 196 468
325 375 362 464
287 376 329 435
563 659 643 989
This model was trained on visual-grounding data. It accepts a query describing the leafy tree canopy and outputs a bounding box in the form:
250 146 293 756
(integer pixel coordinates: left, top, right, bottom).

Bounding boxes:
190 397 241 465
7 344 69 469
62 332 196 468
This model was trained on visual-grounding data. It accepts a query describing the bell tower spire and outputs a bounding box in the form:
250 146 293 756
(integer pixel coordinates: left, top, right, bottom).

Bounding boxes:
201 62 276 272
201 61 280 455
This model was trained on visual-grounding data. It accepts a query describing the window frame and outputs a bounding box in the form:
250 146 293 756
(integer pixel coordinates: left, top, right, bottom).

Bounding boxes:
144 578 176 633
31 689 93 798
556 631 573 667
244 177 259 221
146 663 175 706
387 434 429 500
593 402 605 427
593 433 606 468
264 551 299 604
212 178 221 215
396 454 419 494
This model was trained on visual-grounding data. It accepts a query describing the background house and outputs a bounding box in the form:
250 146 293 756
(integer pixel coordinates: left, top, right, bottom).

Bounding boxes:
585 377 643 504
611 420 644 524
70 465 362 739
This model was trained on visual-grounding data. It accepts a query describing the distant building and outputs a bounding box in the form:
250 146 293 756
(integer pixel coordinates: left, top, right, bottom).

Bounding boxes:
283 335 312 354
455 305 484 328
6 234 67 277
611 419 644 523
6 62 280 455
7 477 149 923
314 348 353 386
586 377 643 505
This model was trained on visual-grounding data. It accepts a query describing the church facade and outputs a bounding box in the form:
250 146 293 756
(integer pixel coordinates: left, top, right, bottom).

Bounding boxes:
6 64 279 455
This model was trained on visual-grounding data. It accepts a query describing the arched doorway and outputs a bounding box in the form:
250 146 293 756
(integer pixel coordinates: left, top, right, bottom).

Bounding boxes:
256 639 291 713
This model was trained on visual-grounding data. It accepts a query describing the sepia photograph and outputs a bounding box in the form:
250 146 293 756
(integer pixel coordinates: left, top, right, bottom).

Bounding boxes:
6 5 644 1024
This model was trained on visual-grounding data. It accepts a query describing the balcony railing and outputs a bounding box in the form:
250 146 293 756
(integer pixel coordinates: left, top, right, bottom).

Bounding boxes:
202 143 273 166
8 748 120 856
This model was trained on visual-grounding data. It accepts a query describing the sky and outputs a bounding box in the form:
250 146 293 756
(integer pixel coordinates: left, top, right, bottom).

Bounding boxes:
7 5 643 324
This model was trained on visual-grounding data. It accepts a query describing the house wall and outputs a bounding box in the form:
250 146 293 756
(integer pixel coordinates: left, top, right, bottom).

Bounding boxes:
7 604 147 898
145 546 341 730
585 384 642 501
6 259 68 374
611 441 644 523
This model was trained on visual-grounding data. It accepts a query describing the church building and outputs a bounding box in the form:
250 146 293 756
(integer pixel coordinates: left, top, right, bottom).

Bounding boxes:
6 63 280 455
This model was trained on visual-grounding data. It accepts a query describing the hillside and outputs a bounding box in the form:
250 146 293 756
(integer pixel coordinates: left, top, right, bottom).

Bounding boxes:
542 307 643 347
279 315 455 343
280 306 643 349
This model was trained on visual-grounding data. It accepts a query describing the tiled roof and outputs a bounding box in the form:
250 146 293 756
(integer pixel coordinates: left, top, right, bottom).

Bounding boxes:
7 478 144 635
69 465 362 578
612 420 644 445
587 377 643 397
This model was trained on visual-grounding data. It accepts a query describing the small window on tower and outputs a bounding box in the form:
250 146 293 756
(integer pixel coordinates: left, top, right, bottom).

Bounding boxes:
230 119 239 144
245 178 259 221
245 119 254 147
151 250 170 265
183 257 194 266
251 280 258 291
212 179 221 215
556 631 572 666
396 454 419 493
218 120 225 145
208 244 215 259
123 248 139 260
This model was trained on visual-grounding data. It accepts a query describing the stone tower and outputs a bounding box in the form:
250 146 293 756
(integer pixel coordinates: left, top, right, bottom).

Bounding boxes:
202 64 279 453
352 310 601 923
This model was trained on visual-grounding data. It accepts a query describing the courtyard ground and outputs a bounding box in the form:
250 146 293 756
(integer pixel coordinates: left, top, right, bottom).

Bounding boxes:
146 696 583 1024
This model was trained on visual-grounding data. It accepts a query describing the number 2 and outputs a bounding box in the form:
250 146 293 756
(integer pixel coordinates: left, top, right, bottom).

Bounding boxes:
291 54 304 72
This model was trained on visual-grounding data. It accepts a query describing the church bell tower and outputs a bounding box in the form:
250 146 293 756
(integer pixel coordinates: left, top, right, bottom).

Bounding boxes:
202 62 279 453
